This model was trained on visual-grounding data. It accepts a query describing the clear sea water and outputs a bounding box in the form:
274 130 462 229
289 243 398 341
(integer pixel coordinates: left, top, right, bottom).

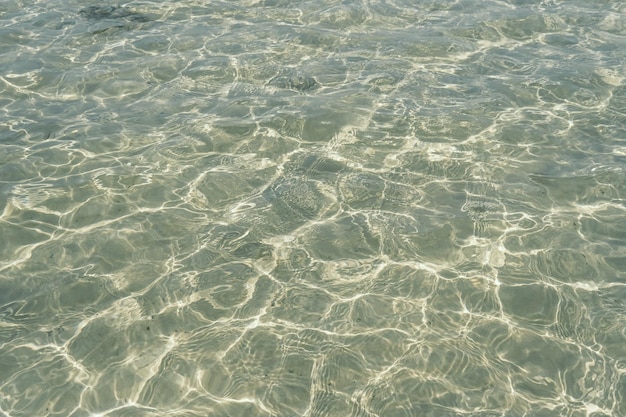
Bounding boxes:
1 1 625 416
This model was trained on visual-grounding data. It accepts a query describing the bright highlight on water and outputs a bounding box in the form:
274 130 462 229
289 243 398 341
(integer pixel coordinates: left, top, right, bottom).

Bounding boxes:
0 1 624 416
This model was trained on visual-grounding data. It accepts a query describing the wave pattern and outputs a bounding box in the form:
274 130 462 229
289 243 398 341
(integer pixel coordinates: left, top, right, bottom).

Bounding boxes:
0 0 625 416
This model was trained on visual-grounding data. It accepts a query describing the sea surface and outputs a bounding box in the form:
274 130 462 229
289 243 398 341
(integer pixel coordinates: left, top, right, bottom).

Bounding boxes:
1 1 625 416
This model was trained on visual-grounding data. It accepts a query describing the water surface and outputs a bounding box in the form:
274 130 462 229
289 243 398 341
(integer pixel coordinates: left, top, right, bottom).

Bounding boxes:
1 1 625 416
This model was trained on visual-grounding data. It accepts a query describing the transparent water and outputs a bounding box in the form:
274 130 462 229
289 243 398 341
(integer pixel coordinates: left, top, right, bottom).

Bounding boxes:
1 1 625 416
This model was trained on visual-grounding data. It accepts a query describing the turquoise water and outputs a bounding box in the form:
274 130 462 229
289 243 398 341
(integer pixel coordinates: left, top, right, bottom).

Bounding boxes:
1 1 625 416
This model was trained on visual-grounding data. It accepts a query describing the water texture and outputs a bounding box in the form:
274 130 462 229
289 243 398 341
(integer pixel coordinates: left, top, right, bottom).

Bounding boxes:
0 0 625 416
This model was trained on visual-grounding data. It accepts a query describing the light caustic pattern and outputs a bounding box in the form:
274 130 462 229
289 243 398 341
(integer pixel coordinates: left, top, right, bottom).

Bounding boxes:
0 0 625 416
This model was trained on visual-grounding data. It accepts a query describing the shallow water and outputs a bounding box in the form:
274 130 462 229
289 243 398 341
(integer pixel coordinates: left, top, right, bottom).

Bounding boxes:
1 1 625 416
